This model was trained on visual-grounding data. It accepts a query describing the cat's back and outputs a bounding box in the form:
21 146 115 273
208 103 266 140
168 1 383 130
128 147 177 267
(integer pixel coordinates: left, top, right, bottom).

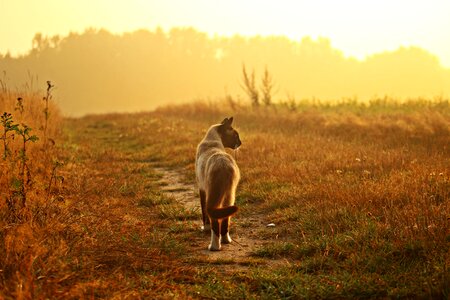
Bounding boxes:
196 140 238 187
196 140 222 164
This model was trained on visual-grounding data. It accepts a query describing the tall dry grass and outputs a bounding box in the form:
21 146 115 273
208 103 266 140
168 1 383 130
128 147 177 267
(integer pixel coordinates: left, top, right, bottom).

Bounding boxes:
1 85 196 298
0 81 65 298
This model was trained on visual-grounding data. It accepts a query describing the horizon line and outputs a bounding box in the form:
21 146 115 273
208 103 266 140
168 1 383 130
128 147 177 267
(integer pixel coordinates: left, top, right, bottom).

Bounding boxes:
1 25 449 69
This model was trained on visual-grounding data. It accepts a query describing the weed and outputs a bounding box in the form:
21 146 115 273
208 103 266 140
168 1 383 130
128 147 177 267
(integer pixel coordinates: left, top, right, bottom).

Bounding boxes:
0 80 63 298
43 81 54 142
261 65 275 106
1 112 18 160
46 159 64 201
241 64 260 107
15 97 24 115
13 122 39 207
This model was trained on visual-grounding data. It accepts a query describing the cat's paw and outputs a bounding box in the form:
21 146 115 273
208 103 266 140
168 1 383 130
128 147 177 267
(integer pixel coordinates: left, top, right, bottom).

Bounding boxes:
208 231 221 251
221 233 232 244
208 243 221 251
201 224 211 232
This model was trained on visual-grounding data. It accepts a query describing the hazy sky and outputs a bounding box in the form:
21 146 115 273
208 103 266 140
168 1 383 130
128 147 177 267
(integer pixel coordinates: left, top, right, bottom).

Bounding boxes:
1 0 450 67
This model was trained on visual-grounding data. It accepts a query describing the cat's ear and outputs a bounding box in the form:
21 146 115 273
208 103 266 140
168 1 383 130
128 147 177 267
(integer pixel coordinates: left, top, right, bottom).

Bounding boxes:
221 117 234 128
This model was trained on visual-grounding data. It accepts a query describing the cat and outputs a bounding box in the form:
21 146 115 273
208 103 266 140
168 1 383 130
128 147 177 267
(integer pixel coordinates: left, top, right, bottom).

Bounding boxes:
195 117 241 251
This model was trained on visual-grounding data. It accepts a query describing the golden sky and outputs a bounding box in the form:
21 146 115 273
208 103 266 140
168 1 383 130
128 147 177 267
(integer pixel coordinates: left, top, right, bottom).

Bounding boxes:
1 0 450 67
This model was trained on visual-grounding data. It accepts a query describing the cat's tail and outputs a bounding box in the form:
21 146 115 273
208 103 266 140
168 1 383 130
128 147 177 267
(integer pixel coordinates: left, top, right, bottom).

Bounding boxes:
207 205 239 219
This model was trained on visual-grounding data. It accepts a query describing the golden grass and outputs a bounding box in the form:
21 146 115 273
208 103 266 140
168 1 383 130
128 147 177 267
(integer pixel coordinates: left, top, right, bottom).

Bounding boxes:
159 101 448 236
1 94 449 298
150 100 450 297
0 83 65 299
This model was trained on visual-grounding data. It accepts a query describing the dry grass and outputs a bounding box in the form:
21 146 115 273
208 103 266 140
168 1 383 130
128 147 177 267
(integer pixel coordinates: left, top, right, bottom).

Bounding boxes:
1 93 449 298
148 99 450 297
0 83 65 298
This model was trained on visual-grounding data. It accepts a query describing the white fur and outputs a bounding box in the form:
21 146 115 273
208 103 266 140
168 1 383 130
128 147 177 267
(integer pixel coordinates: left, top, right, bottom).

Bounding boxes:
221 232 232 244
208 231 221 251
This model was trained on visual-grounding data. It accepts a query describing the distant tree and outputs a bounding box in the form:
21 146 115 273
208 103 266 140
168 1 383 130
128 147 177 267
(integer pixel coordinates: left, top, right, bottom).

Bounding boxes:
241 64 259 107
50 35 61 48
32 33 50 52
1 27 449 115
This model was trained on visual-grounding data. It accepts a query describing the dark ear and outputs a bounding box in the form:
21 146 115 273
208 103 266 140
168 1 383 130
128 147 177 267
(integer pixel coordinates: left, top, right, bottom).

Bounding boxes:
220 117 234 128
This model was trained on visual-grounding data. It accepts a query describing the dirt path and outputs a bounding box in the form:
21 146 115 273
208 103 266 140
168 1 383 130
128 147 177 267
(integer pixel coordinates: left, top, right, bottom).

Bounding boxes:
154 167 272 265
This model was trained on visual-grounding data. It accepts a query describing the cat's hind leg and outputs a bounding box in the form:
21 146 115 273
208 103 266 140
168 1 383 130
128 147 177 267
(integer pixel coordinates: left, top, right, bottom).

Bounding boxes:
221 217 232 244
200 189 211 231
208 218 221 251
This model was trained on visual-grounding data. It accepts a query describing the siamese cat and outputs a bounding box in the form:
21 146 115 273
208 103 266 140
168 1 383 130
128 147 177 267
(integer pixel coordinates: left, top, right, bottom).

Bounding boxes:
195 117 241 251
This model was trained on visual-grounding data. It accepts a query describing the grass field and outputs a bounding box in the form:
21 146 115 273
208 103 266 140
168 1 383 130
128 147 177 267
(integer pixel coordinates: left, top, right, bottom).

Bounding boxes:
1 92 449 298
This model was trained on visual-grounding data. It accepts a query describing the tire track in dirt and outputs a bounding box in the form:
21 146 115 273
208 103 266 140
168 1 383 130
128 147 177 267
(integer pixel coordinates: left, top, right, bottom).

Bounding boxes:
154 167 279 267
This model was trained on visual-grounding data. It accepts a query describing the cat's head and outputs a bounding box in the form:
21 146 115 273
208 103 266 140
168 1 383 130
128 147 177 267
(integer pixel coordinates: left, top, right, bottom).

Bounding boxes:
218 117 241 149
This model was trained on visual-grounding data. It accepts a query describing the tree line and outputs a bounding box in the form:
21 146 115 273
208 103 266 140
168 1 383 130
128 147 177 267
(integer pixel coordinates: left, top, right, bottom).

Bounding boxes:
1 27 449 115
